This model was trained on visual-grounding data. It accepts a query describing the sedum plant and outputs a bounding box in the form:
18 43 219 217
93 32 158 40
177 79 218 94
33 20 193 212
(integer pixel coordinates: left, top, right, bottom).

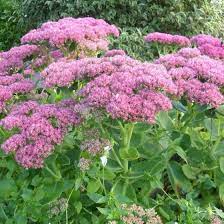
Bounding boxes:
1 17 224 223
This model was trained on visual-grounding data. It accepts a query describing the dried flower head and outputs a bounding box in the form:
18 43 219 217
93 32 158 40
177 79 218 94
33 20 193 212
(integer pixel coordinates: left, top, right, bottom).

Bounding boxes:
78 158 91 171
80 138 111 156
117 204 163 224
48 198 68 218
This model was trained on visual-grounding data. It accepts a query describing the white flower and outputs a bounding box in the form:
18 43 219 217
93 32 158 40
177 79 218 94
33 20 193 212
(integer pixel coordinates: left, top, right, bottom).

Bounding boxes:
104 145 111 152
100 155 107 167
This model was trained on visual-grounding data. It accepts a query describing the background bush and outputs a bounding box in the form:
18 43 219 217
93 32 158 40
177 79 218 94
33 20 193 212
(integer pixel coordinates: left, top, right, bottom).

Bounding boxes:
1 0 223 52
0 0 24 51
20 0 224 36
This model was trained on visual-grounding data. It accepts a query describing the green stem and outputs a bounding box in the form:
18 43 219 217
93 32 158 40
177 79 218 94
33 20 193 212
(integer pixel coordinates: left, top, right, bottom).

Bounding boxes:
111 147 123 168
110 178 121 193
83 207 94 216
121 123 135 173
101 167 107 195
66 187 76 224
126 123 135 148
122 179 129 195
120 174 144 180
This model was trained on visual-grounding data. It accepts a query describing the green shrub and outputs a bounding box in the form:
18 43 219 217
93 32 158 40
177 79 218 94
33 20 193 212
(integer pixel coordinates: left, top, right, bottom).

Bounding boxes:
0 0 24 50
20 0 224 36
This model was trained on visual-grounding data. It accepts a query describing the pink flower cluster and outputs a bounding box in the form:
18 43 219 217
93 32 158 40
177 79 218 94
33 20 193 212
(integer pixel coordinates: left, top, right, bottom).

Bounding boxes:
0 100 80 168
144 32 191 47
155 46 224 107
198 44 224 59
0 45 39 74
190 34 222 47
41 54 138 88
104 49 126 57
21 17 119 52
40 51 176 122
145 32 224 60
76 55 176 123
0 72 34 112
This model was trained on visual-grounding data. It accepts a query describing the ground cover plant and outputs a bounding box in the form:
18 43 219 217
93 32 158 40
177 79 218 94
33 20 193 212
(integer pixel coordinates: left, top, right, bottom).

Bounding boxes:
0 17 224 224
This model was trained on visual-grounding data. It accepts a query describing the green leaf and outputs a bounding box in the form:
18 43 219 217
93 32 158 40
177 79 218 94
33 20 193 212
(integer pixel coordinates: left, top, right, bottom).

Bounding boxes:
75 178 82 190
33 188 45 201
214 168 224 186
219 183 224 205
219 157 224 174
214 207 224 219
0 179 17 198
182 164 197 180
97 207 110 215
132 156 166 175
157 111 173 130
120 147 139 161
15 215 27 224
126 185 137 202
75 201 82 214
204 118 218 139
172 101 187 113
98 168 116 180
114 193 133 203
87 193 108 203
159 207 170 220
21 189 33 201
0 204 7 221
42 181 64 203
167 146 188 163
175 146 188 163
87 180 101 193
167 161 192 193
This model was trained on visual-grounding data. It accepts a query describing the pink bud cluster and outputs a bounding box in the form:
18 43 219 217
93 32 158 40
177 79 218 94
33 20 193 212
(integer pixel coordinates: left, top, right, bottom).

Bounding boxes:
21 17 119 52
114 204 163 224
155 46 224 107
144 32 191 47
0 45 39 74
0 100 80 168
80 138 111 156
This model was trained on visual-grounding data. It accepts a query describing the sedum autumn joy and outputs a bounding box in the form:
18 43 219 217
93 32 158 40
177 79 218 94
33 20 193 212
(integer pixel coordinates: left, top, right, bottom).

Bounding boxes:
1 17 224 223
145 32 224 108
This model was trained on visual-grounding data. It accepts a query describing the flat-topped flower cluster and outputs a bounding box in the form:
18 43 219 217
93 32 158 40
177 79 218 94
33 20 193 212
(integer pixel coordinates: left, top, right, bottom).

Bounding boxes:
21 17 119 52
0 100 80 168
1 18 224 168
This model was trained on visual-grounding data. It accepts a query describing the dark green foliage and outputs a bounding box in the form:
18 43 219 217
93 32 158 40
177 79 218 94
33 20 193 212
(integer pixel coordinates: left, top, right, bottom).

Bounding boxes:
20 0 223 36
1 0 224 52
0 0 24 50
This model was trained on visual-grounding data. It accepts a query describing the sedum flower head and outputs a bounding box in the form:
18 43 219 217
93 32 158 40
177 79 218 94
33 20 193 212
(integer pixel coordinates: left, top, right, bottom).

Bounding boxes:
144 32 191 47
21 17 119 52
0 100 80 168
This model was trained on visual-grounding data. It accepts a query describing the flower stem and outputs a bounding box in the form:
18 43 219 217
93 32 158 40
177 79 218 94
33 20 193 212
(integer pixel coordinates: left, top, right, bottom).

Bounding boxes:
121 123 135 173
